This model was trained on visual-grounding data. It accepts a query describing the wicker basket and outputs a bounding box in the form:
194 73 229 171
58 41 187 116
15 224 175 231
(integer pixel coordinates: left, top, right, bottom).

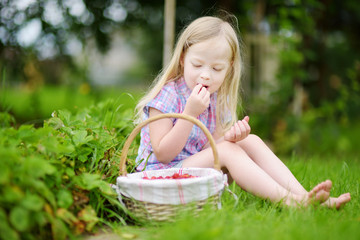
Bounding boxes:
114 113 226 222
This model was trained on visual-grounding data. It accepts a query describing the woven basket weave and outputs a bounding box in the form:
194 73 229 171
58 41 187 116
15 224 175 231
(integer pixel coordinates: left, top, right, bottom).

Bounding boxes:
114 113 226 222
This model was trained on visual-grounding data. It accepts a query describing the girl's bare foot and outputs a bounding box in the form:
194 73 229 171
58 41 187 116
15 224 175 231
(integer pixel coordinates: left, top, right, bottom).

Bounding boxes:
322 193 351 209
284 180 332 207
308 179 332 198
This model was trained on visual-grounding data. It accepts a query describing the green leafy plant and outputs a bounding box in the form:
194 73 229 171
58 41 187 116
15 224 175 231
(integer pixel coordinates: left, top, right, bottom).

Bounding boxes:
0 98 138 240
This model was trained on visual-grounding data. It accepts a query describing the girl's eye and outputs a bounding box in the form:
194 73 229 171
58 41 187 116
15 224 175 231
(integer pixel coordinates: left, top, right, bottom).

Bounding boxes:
193 64 202 68
213 68 222 72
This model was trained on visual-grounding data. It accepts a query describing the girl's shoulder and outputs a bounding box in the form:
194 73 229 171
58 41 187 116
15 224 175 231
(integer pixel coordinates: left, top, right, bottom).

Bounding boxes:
144 80 180 115
162 80 177 93
158 78 188 98
156 80 180 100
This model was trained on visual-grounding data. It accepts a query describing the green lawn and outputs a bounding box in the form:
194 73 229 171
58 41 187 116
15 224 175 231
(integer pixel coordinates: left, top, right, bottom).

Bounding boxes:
91 155 359 240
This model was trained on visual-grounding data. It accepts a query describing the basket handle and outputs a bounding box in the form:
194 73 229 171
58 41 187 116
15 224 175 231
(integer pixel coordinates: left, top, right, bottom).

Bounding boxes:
119 113 220 176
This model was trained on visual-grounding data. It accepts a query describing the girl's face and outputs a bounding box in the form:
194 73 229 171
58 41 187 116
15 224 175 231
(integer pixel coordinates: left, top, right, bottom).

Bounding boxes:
182 36 232 94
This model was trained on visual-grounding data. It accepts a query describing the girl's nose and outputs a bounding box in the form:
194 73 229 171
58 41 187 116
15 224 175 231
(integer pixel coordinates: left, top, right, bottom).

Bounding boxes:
200 70 210 80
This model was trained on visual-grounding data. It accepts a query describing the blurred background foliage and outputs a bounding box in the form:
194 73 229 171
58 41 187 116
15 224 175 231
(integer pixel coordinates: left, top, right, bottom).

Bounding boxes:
1 0 360 156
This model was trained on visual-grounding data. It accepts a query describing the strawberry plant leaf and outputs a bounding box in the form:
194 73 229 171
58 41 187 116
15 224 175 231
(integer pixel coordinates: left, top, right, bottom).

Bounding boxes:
9 206 30 232
0 165 10 184
23 156 57 178
20 193 44 211
73 130 94 147
56 208 77 225
0 208 20 240
77 205 99 232
51 218 68 240
74 173 103 190
57 189 73 209
46 117 65 130
2 185 24 203
28 180 57 208
57 110 71 126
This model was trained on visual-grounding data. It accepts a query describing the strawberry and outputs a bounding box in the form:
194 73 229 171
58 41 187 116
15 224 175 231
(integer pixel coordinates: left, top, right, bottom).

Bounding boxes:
172 173 180 179
142 173 198 180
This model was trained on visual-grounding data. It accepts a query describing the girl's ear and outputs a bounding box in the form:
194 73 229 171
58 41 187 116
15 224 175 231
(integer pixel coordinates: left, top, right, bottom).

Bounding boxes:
180 54 184 67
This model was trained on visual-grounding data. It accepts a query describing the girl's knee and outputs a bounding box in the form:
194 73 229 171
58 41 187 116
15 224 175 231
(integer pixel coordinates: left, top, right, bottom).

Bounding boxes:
216 141 247 159
247 133 261 141
244 134 264 145
217 141 238 151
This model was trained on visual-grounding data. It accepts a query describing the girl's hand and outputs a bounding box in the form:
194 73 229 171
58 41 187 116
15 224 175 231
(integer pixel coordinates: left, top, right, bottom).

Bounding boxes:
183 84 210 117
224 116 251 142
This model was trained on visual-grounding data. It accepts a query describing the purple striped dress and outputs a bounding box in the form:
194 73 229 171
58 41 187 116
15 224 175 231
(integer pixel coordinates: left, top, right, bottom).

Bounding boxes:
136 77 217 171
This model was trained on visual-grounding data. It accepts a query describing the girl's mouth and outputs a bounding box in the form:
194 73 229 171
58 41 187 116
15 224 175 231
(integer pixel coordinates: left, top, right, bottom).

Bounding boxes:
198 84 209 93
201 84 209 89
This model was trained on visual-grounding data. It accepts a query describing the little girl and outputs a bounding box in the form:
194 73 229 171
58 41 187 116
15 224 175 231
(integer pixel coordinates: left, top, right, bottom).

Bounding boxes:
134 15 351 208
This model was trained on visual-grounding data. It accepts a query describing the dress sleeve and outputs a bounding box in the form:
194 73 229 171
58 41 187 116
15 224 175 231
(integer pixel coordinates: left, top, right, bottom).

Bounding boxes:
144 82 179 116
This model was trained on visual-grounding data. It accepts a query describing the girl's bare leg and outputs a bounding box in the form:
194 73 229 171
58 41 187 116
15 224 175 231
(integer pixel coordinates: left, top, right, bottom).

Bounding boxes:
182 141 329 206
236 134 332 195
236 134 351 208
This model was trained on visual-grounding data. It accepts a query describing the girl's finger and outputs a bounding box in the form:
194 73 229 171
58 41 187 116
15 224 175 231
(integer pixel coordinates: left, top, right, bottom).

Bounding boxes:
231 126 236 139
238 120 247 138
193 84 203 94
197 86 208 97
234 121 241 139
242 119 251 135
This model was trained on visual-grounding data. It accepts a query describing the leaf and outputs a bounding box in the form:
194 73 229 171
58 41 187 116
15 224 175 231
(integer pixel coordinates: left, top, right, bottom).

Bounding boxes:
0 165 10 184
2 185 24 203
41 135 63 154
46 117 65 130
17 125 37 143
51 218 67 240
65 167 75 178
33 211 49 227
23 156 56 178
57 189 73 209
77 147 93 163
56 143 75 155
72 130 94 147
0 112 16 127
77 205 99 232
0 208 19 240
9 206 30 232
74 173 102 190
57 110 71 126
21 193 44 211
56 208 77 225
99 181 117 196
29 180 57 208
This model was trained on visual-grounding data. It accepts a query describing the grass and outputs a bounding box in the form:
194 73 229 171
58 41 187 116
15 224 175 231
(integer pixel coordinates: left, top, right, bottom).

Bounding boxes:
89 154 360 240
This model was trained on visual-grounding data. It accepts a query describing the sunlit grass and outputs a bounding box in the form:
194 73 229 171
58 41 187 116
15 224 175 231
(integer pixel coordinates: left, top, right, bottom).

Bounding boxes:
102 155 360 240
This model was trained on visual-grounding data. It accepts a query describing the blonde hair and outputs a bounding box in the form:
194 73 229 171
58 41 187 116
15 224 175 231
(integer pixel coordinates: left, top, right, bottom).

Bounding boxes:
134 15 243 132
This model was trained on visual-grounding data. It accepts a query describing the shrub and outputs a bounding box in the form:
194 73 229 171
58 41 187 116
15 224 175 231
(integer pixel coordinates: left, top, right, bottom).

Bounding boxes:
0 98 137 240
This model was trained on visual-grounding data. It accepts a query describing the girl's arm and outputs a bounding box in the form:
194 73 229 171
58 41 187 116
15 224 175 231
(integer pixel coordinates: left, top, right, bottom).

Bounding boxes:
149 84 210 163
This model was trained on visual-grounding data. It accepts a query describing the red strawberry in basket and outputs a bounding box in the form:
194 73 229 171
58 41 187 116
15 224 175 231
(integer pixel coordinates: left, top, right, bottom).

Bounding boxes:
172 173 180 179
142 173 198 180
